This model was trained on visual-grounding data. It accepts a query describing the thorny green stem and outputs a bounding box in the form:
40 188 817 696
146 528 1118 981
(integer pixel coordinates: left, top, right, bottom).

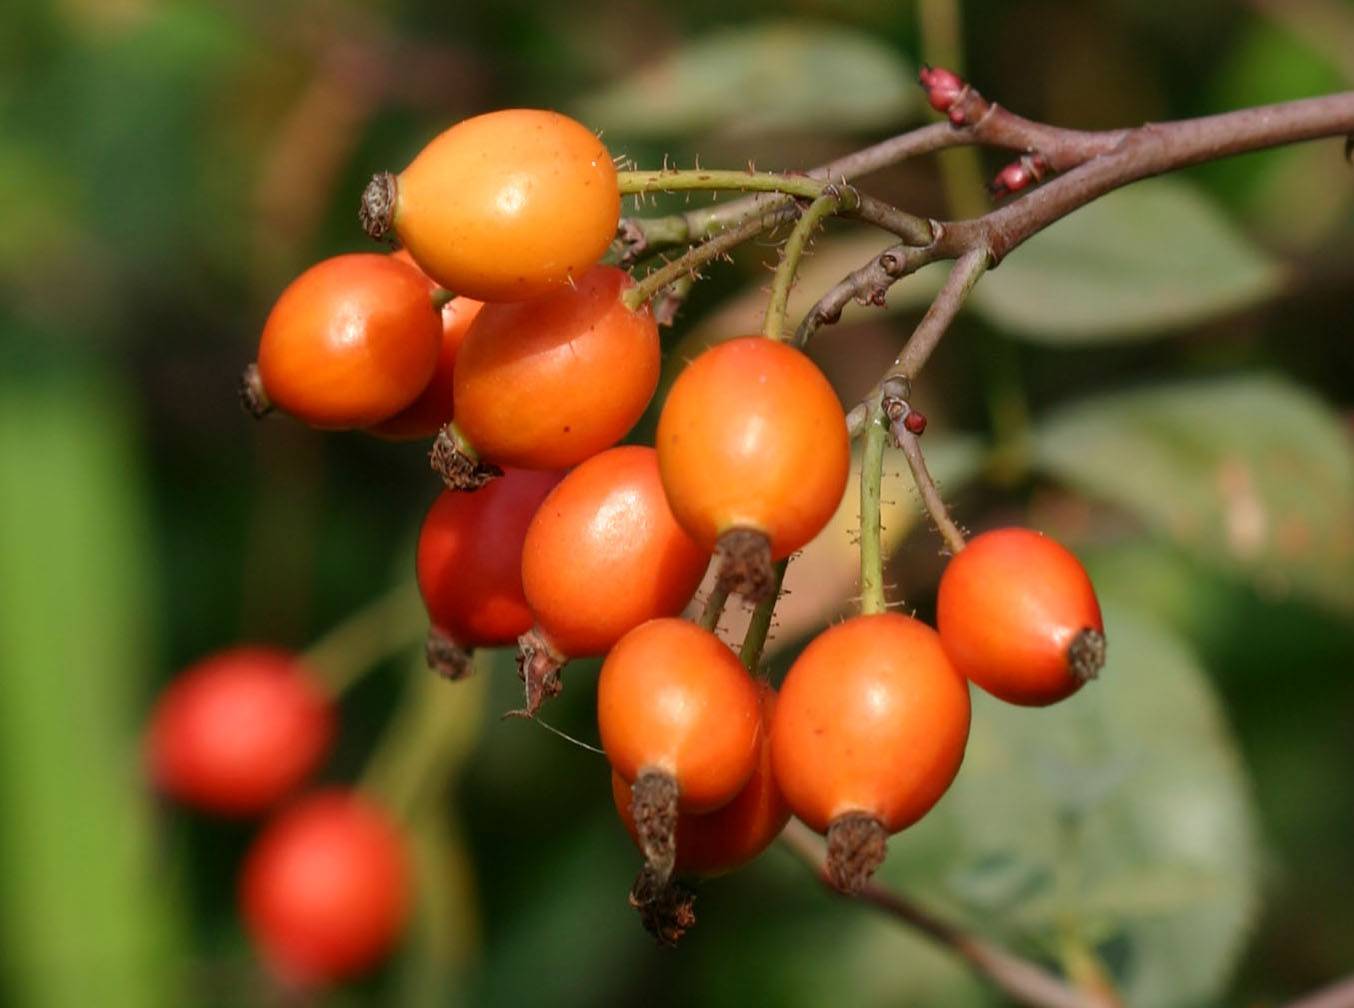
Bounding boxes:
738 559 788 672
621 211 778 313
778 820 1107 1008
762 191 852 342
302 581 424 696
858 401 889 616
697 581 731 633
618 168 828 200
657 123 958 246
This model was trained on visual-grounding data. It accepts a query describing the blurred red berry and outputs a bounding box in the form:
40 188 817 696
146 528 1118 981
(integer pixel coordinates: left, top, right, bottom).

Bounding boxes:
146 648 333 817
241 791 410 987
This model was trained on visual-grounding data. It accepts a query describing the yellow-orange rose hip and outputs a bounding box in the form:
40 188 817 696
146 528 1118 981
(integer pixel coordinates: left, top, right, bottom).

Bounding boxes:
360 109 619 303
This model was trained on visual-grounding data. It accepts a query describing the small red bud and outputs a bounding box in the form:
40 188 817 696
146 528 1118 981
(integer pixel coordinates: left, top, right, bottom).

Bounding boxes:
919 65 965 114
992 162 1031 197
990 155 1049 199
903 410 927 436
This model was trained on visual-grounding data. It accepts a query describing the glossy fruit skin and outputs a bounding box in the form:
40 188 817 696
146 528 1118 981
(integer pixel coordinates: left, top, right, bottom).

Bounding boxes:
240 791 409 986
599 618 762 813
416 468 563 646
611 684 788 875
394 109 619 302
657 336 849 559
146 648 333 817
453 265 659 470
257 254 441 429
771 613 970 835
937 528 1104 706
521 445 709 658
370 256 481 441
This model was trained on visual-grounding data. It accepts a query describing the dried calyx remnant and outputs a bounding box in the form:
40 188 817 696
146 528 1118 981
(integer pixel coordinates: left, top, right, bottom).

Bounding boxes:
1067 627 1107 683
429 426 502 492
629 867 696 947
425 627 474 680
631 768 680 885
826 811 888 894
358 172 398 242
715 527 776 603
512 627 566 717
238 363 272 419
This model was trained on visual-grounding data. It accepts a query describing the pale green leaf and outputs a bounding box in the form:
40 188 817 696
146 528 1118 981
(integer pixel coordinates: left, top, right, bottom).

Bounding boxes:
973 178 1284 341
575 20 914 136
1032 374 1354 611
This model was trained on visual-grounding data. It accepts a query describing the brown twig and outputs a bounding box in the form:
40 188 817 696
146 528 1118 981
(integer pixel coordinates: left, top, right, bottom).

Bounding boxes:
883 397 967 556
938 91 1354 264
794 241 942 346
779 820 1108 1008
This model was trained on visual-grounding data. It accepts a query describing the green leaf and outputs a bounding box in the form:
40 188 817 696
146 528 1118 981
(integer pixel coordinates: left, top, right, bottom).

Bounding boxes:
877 602 1261 1007
574 20 914 136
0 367 179 1007
1032 374 1354 612
972 178 1284 341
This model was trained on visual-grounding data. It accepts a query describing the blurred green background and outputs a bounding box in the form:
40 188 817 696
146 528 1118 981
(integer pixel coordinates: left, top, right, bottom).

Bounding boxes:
1 0 1352 1005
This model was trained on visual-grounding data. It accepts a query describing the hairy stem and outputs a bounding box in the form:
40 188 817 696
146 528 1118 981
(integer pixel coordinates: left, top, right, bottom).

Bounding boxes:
858 401 888 615
622 211 779 312
359 652 488 818
763 192 850 342
696 581 731 633
618 168 828 200
303 581 424 695
779 820 1108 1008
738 558 788 672
889 414 967 555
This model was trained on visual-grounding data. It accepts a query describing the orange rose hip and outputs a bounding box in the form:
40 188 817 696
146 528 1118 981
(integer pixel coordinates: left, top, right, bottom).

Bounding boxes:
657 336 849 602
937 527 1105 706
771 613 970 892
598 618 763 884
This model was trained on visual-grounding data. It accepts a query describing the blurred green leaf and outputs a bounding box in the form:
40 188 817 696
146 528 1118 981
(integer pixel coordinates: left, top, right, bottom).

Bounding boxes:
878 601 1261 1007
1032 374 1354 611
575 20 914 136
0 366 179 1007
972 178 1284 341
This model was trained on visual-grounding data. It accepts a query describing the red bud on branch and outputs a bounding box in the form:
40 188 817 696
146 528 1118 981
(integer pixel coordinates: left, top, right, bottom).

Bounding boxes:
918 65 966 114
989 154 1050 199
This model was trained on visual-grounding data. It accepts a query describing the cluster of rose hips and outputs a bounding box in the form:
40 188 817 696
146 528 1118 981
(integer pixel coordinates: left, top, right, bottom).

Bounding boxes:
147 103 1106 981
